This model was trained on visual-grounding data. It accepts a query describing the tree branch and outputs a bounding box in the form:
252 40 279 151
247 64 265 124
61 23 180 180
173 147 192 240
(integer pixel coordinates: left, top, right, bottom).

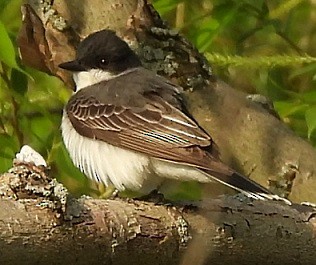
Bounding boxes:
1 162 316 265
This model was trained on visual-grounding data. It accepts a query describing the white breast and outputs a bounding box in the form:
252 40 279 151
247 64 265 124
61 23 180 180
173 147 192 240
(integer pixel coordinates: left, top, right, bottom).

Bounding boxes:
61 113 164 193
61 113 212 194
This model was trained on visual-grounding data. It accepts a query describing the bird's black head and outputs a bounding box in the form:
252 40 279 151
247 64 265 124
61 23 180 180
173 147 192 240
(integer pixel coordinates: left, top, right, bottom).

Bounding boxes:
59 30 142 74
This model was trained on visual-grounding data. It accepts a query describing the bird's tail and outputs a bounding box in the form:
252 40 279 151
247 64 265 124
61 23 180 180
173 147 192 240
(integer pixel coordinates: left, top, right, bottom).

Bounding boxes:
201 169 291 205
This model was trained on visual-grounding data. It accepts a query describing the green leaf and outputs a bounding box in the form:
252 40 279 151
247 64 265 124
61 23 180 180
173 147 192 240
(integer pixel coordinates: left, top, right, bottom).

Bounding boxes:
274 101 308 118
0 133 18 173
0 20 18 68
305 106 316 139
152 0 179 15
194 17 219 51
0 0 10 13
0 20 30 77
299 90 316 105
11 68 28 95
0 0 22 33
196 2 239 51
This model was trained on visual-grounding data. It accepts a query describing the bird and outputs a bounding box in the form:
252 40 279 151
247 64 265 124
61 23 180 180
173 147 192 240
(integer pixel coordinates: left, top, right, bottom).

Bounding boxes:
59 29 288 202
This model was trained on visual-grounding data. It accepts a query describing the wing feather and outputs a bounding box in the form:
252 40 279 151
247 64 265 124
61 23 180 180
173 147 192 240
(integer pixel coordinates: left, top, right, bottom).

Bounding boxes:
64 68 277 199
66 89 215 169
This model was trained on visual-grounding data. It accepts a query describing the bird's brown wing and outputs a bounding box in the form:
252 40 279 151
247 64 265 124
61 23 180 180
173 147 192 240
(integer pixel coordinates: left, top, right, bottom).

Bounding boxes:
66 90 223 167
66 80 274 196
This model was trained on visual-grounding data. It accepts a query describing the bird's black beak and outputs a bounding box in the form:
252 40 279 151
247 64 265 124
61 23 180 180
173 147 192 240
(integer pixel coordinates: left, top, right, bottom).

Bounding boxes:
59 60 86 71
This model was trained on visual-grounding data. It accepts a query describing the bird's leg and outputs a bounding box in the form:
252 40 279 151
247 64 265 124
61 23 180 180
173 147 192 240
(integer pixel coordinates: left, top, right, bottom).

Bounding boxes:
98 183 118 199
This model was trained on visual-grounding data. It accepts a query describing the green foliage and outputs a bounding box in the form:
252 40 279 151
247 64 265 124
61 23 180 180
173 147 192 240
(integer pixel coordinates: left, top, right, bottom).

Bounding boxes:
0 0 89 195
205 53 316 68
305 106 316 139
0 0 316 196
153 0 316 144
0 20 20 70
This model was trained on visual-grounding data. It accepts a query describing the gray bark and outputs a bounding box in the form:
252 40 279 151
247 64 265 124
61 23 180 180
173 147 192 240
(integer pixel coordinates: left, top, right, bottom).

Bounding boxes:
1 163 316 265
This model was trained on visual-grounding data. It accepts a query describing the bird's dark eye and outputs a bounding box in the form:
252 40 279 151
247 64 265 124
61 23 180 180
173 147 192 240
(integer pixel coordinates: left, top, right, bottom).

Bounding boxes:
99 58 107 66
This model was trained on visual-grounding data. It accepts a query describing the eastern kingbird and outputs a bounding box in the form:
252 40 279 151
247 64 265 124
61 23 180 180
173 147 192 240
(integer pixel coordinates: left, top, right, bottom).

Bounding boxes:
59 29 286 202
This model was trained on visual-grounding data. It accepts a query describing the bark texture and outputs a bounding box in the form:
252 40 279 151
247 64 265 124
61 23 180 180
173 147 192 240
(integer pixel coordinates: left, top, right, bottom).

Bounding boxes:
1 163 316 265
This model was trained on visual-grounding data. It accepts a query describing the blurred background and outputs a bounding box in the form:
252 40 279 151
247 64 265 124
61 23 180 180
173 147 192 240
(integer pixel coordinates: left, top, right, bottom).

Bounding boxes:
0 0 316 196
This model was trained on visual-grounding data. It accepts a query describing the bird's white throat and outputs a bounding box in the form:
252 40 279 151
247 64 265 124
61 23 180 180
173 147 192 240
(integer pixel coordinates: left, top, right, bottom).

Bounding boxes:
72 68 140 92
73 69 116 91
